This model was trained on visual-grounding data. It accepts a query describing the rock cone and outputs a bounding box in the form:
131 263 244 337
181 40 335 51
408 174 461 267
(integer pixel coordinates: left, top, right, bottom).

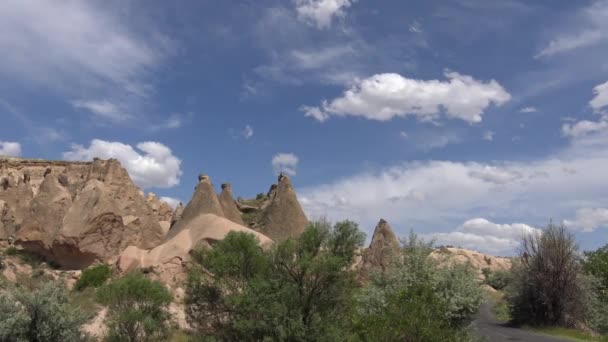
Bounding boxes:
259 173 308 241
218 183 244 225
166 174 225 240
363 219 400 270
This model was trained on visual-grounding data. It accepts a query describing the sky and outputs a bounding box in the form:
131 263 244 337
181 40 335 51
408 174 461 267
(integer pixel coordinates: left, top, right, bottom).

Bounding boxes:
1 0 608 255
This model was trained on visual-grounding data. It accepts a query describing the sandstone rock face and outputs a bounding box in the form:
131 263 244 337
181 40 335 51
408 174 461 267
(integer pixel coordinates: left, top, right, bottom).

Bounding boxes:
218 183 244 225
166 175 225 240
146 192 174 223
170 202 184 229
118 213 272 285
0 157 165 269
362 219 400 270
430 247 512 281
259 174 308 241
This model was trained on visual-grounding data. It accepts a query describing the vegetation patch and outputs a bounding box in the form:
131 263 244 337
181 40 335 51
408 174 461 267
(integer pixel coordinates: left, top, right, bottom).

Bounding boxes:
74 264 112 291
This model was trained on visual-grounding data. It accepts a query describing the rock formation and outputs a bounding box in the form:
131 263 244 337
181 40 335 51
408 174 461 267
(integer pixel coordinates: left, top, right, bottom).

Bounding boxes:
170 202 184 228
218 183 244 225
429 247 512 281
259 173 308 241
146 192 174 234
166 174 225 240
0 157 165 269
362 219 401 270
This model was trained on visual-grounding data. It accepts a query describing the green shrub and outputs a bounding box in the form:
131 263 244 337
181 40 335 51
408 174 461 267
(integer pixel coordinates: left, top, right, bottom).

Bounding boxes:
97 272 172 342
186 220 365 341
0 281 90 341
352 232 483 341
485 270 510 290
5 246 18 256
75 264 112 291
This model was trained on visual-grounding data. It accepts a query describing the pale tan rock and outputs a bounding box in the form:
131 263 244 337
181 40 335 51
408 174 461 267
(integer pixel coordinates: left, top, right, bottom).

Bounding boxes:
14 159 165 269
166 175 225 240
430 247 512 281
83 308 107 340
218 183 244 225
146 192 174 224
170 202 184 229
259 174 308 241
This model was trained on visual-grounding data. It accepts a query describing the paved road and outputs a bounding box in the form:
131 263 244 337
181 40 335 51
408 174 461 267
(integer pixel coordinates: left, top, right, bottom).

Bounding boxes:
473 300 574 342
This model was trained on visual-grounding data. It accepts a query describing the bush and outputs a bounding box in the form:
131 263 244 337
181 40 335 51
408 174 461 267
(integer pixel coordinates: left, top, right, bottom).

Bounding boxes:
97 272 173 342
0 281 90 341
5 246 18 256
75 264 112 291
186 220 365 341
352 232 483 341
506 223 585 327
484 269 510 291
583 244 608 301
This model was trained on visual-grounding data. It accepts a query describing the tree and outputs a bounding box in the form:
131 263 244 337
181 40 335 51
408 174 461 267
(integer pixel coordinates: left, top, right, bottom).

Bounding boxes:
583 244 608 301
186 220 365 341
507 223 584 326
352 232 482 342
0 281 89 342
75 264 112 291
97 272 173 342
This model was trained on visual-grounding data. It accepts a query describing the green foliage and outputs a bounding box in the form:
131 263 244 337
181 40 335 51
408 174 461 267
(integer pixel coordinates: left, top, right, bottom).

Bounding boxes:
483 269 510 291
0 281 90 342
97 272 173 342
352 232 483 342
5 246 18 256
186 220 365 341
255 193 266 200
584 244 608 301
75 264 112 291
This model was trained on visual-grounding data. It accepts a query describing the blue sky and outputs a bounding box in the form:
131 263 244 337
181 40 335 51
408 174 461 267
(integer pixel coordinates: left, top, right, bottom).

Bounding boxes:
1 0 608 255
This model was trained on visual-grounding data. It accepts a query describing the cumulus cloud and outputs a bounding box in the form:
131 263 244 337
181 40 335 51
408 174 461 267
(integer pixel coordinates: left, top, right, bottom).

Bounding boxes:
301 71 511 123
427 218 539 255
590 80 608 112
562 119 608 137
0 141 21 157
564 208 608 232
562 80 608 138
295 0 354 29
160 196 182 209
300 131 608 254
272 153 299 176
63 139 182 189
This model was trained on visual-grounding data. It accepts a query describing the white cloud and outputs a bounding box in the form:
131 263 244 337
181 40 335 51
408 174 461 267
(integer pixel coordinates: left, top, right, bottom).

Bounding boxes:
536 0 608 58
302 71 511 123
72 100 128 122
590 80 608 112
243 125 254 139
0 141 21 157
272 153 299 176
295 0 354 29
63 139 182 189
483 130 495 141
427 218 539 254
564 208 608 232
0 1 169 95
520 106 538 113
160 196 181 209
300 131 608 254
562 119 608 137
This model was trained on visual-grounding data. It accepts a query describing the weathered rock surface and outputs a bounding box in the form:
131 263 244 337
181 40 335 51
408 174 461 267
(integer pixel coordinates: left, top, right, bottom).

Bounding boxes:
118 213 272 285
0 157 165 269
259 174 308 241
430 247 512 281
218 183 244 225
146 192 174 235
170 202 184 229
363 219 400 270
166 174 225 240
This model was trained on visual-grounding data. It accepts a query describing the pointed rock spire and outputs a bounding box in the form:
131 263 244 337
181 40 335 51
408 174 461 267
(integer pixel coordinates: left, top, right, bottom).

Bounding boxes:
218 183 245 225
364 219 400 270
166 174 225 240
260 174 308 241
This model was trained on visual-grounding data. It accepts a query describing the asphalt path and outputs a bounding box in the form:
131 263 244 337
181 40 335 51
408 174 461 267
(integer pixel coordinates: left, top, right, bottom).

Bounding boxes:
473 300 575 342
